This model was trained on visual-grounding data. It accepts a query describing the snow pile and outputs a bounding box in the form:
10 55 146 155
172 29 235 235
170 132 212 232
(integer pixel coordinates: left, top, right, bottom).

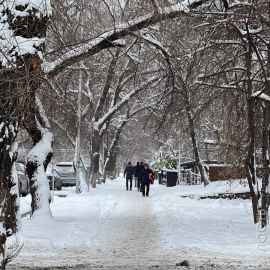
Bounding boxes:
172 179 251 197
151 183 269 254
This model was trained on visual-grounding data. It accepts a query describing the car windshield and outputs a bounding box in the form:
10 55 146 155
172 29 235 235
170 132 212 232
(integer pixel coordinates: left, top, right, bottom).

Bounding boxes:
56 164 74 173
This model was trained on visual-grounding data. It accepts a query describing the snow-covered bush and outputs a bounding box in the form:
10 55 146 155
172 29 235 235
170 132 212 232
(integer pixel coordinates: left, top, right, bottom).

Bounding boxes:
151 155 177 170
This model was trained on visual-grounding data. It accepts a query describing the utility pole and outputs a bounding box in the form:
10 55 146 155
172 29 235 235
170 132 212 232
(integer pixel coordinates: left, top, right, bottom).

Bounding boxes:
101 137 104 178
159 146 163 163
75 3 84 194
178 141 181 185
76 69 82 194
51 157 55 202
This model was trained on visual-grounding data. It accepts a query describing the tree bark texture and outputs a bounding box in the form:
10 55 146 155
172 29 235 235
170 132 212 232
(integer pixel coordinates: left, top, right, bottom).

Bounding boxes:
0 70 19 268
90 130 102 188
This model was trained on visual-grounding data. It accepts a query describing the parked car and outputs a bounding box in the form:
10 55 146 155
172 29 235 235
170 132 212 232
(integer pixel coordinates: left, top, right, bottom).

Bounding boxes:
46 165 62 190
55 162 76 187
15 163 29 197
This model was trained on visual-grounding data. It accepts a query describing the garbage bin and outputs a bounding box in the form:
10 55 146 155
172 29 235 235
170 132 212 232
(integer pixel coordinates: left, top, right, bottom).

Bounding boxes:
166 170 177 187
158 172 162 185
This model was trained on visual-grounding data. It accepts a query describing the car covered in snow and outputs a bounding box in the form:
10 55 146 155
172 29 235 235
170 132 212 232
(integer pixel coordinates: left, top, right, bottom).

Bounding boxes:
15 163 29 197
46 165 62 190
55 162 76 187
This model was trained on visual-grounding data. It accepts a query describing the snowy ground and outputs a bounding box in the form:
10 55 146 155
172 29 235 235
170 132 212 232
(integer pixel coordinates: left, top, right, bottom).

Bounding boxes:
8 178 270 269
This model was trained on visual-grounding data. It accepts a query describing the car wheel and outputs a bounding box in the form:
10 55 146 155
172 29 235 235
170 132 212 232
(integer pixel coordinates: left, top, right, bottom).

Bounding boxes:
57 183 62 191
21 183 28 197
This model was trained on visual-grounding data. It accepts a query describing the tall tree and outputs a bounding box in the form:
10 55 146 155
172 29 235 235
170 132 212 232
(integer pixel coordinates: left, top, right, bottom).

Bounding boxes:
0 0 51 267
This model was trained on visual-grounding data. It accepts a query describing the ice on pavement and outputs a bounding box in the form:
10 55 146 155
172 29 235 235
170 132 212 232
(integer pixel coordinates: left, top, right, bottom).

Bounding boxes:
11 178 270 269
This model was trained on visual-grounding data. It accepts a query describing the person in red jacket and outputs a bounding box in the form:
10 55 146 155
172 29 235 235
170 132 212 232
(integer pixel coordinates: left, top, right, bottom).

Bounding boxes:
139 163 153 197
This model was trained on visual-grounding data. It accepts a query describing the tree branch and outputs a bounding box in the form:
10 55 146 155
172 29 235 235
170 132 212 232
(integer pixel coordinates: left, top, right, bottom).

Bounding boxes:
94 48 121 121
95 76 162 131
43 0 207 78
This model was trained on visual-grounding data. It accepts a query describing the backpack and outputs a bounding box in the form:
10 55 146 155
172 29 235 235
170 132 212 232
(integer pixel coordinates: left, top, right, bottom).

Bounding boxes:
149 173 154 185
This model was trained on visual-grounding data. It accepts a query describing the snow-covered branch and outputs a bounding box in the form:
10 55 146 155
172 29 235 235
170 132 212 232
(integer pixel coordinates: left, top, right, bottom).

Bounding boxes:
43 0 207 77
94 76 162 131
252 91 270 102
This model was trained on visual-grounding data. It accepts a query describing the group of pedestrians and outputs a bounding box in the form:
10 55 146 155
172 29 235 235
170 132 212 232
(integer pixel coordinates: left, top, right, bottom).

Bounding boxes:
124 161 154 197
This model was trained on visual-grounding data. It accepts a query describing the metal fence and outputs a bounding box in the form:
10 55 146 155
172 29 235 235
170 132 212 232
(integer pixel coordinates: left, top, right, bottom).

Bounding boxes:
180 170 201 185
157 169 201 186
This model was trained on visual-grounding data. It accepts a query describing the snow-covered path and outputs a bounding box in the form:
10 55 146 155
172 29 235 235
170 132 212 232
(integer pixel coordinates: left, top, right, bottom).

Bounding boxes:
89 185 161 268
8 178 270 269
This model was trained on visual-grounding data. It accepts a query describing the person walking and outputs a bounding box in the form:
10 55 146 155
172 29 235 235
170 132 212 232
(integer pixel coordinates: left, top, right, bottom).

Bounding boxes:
137 161 144 192
134 162 139 187
140 163 153 197
124 162 134 190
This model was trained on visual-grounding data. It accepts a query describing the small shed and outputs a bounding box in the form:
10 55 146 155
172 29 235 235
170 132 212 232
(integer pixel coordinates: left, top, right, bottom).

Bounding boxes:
180 160 228 182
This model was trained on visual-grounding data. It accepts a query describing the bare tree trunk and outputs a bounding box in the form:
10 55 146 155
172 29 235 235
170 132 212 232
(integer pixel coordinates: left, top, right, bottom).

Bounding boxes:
104 120 127 181
90 50 120 186
26 133 53 217
8 163 21 236
186 107 210 186
22 52 53 217
261 103 270 228
0 70 19 269
24 100 53 216
245 98 259 224
0 133 17 269
104 154 118 181
245 37 260 224
6 163 20 237
259 44 270 228
90 130 102 188
0 0 50 222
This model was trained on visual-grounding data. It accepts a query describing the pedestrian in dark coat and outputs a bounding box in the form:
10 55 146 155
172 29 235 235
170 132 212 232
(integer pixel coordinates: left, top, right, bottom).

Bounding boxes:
137 161 144 192
124 162 134 190
133 162 139 187
140 163 154 197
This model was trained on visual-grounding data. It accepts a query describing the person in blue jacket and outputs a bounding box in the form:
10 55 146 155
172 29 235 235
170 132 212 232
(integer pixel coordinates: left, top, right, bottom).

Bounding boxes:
140 163 153 197
137 161 144 192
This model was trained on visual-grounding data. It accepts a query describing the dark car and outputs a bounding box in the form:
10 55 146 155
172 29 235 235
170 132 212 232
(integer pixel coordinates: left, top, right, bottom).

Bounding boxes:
46 166 62 190
55 162 76 187
15 163 29 197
